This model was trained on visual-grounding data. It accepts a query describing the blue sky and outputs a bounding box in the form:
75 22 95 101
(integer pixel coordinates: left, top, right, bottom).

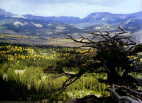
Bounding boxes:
0 0 142 18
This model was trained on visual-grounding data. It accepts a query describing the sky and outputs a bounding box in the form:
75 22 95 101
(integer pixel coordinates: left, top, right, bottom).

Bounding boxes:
0 0 142 18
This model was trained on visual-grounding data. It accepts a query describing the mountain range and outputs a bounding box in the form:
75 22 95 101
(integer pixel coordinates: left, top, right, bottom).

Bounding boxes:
0 8 142 38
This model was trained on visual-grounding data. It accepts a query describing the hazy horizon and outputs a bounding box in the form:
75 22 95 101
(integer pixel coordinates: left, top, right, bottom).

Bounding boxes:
0 0 142 18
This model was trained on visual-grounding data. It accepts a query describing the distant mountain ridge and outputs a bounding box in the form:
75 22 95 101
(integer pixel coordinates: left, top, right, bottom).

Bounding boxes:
0 8 142 38
23 11 142 32
0 9 14 17
24 15 82 24
24 11 142 24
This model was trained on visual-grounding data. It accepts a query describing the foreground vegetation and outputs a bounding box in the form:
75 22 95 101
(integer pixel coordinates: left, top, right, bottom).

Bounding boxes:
0 43 108 102
1 28 142 103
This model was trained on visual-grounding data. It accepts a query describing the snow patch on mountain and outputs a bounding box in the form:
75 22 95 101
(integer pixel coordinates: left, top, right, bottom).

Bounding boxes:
13 21 27 26
32 23 43 28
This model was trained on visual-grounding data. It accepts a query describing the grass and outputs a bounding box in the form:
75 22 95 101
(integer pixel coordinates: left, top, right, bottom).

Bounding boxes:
0 43 109 102
0 34 81 47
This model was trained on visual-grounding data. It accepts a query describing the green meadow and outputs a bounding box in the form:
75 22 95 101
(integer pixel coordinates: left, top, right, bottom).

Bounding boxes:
0 43 108 102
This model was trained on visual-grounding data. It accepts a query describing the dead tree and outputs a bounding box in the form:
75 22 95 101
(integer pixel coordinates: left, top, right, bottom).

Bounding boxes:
66 27 142 83
59 26 142 101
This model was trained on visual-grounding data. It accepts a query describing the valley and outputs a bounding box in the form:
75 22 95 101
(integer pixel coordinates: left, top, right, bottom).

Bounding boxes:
0 8 142 103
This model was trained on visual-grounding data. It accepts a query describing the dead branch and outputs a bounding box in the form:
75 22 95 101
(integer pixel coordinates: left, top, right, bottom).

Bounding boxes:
108 85 142 103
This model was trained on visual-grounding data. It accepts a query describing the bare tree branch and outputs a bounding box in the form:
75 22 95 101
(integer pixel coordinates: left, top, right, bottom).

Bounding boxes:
108 85 142 103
